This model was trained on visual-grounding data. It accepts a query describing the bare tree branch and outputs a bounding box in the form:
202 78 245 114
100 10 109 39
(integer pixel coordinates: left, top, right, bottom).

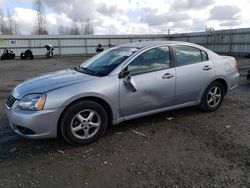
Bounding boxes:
58 18 94 35
0 8 19 35
83 18 94 35
6 8 13 34
70 21 80 35
0 8 8 34
33 0 48 35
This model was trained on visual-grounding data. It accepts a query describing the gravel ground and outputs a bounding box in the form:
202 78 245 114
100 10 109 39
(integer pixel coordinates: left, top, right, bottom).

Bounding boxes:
0 56 250 188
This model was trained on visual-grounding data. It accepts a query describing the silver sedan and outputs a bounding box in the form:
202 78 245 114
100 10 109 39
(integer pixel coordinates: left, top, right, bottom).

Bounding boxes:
6 41 239 145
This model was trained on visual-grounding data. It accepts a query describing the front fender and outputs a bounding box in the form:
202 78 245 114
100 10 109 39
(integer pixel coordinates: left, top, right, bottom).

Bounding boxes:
44 75 120 122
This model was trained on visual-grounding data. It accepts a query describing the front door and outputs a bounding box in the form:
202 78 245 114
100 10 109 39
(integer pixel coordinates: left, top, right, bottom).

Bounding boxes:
119 46 176 117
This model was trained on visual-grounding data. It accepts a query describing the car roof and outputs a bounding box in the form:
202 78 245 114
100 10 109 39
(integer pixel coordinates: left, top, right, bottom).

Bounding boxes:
118 40 219 57
119 41 194 49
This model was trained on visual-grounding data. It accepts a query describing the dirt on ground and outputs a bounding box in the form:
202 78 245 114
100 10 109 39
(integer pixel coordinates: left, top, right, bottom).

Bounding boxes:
0 56 250 188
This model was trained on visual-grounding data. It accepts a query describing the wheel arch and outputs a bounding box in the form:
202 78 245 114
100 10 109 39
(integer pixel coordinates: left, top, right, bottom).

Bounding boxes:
200 77 229 102
211 78 228 94
57 96 114 138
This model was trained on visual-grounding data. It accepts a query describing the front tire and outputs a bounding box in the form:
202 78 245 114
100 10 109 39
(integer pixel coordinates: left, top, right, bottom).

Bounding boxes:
200 81 225 112
60 100 108 145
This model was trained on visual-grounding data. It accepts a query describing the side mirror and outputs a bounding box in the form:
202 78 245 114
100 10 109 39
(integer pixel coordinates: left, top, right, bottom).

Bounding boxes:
118 67 130 79
119 67 137 92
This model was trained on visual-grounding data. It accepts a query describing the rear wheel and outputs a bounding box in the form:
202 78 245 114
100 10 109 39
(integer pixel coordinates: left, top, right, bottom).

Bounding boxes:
60 100 108 145
200 81 225 112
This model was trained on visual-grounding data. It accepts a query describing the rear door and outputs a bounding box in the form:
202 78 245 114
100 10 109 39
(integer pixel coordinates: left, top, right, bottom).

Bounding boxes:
174 45 215 105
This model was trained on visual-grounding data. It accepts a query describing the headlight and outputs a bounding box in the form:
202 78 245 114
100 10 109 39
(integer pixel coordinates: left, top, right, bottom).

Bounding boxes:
18 94 46 111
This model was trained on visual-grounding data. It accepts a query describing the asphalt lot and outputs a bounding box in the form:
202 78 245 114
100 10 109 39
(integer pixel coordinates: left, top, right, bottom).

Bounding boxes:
0 56 250 187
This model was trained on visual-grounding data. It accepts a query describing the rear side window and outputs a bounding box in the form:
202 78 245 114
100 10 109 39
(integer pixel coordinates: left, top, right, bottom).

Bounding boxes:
175 46 209 66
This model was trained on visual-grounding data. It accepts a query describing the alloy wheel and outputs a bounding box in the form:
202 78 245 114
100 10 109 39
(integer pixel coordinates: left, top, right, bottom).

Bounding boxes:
207 86 222 108
70 110 101 140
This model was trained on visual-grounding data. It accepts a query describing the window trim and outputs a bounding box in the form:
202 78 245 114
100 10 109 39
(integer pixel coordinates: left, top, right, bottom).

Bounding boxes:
201 50 209 62
173 45 210 67
122 45 174 76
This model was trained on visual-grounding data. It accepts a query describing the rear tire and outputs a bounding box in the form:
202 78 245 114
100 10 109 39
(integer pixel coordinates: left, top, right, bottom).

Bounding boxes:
200 81 225 112
60 100 108 145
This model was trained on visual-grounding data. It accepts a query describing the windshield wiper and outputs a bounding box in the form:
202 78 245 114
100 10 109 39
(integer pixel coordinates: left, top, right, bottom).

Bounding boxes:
73 66 100 76
80 67 96 74
73 66 106 77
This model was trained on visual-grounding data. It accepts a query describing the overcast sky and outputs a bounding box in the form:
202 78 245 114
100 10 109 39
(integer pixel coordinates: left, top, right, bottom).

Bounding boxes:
1 0 250 35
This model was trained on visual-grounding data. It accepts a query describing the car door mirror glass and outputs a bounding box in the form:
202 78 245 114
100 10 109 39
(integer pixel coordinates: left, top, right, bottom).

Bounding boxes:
118 67 130 79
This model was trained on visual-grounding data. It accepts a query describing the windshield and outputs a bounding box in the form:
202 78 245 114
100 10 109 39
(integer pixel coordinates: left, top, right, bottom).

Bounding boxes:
78 47 138 76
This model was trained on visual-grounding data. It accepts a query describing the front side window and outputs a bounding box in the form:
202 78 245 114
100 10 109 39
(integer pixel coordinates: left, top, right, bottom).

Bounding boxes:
175 46 209 66
128 46 171 75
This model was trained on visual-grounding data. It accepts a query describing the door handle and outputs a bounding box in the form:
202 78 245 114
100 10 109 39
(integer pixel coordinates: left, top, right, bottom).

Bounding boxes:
162 73 174 79
203 65 212 71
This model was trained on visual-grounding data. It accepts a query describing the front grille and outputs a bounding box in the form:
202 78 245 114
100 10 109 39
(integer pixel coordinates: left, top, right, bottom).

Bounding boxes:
6 95 16 109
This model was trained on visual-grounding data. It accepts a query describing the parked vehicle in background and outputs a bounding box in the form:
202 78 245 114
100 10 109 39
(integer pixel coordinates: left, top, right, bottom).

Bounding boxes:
1 49 15 60
6 41 239 145
20 49 34 60
96 43 104 53
45 44 54 58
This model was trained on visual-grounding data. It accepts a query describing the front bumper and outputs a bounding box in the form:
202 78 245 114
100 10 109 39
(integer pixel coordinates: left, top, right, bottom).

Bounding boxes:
6 106 63 139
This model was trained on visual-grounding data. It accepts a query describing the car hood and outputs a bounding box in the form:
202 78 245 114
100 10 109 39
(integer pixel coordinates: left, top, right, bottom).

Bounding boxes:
12 69 95 99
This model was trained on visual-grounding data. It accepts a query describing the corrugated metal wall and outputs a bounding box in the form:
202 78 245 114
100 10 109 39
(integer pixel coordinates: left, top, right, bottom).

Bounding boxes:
1 28 250 57
170 28 250 56
0 34 168 57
